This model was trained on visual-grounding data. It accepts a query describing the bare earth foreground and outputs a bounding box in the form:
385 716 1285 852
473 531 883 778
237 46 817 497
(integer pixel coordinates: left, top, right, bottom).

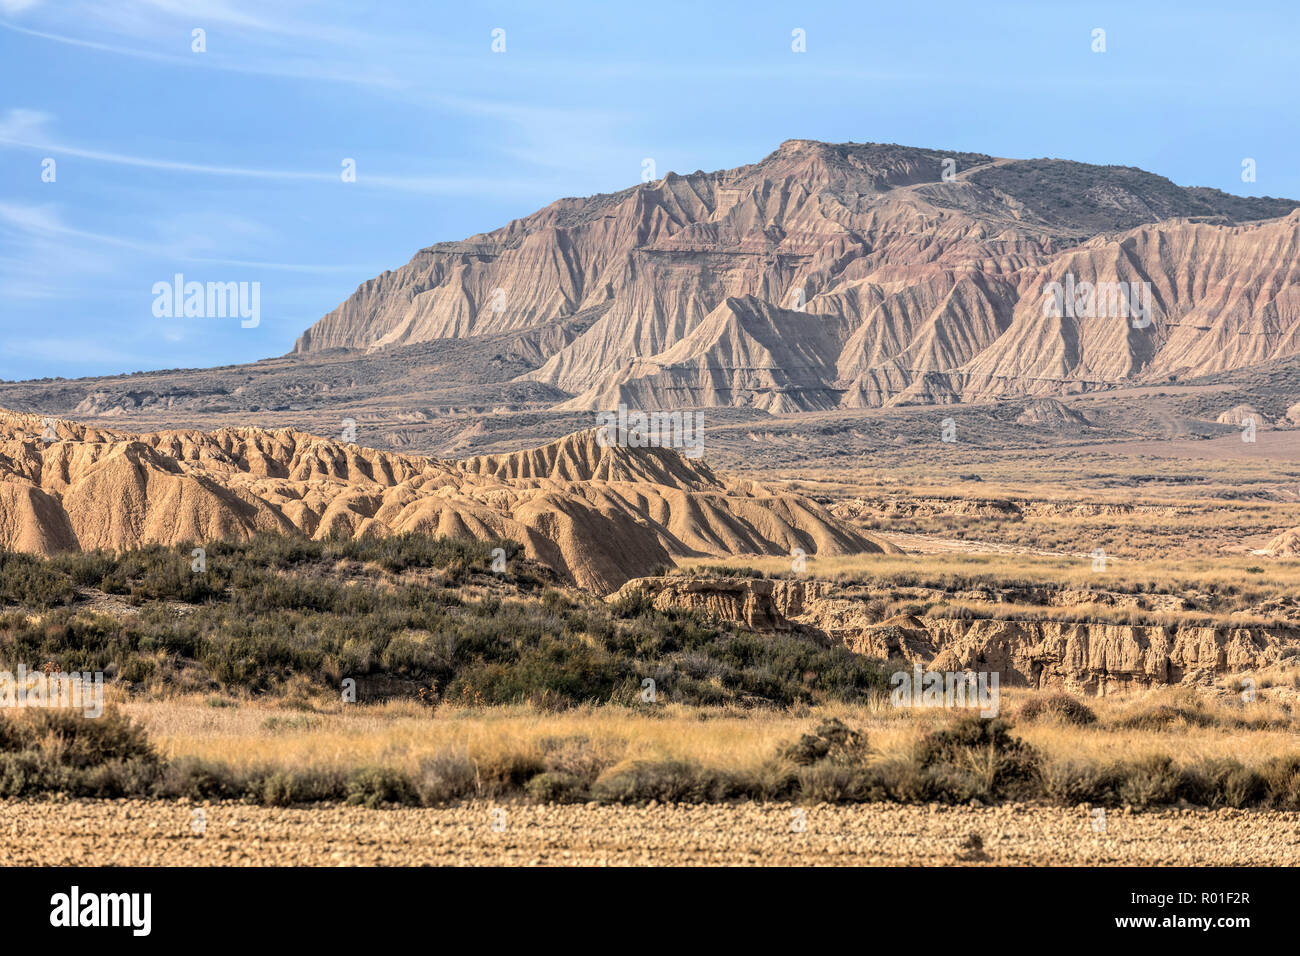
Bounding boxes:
6 801 1300 866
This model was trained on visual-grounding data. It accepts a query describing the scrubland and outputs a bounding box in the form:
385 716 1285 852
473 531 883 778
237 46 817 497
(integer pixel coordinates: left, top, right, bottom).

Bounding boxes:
2 504 1299 869
4 681 1300 815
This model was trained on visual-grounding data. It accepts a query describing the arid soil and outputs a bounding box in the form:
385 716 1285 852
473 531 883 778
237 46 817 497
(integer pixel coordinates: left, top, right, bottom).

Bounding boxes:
6 800 1298 866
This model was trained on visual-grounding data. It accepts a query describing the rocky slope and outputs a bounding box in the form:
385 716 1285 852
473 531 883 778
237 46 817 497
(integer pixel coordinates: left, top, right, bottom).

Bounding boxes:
1265 526 1300 557
294 139 1300 410
611 576 1300 691
0 410 884 593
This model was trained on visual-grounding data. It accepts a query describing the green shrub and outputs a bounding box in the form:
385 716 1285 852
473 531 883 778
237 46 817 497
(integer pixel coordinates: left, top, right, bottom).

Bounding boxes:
1039 759 1117 805
74 757 160 798
0 552 78 608
157 757 243 800
608 589 654 619
797 763 876 803
260 768 344 806
0 751 61 796
1113 703 1217 731
526 771 587 803
780 718 869 766
345 767 418 808
1115 754 1182 808
8 709 157 770
417 750 479 805
1019 693 1097 726
915 715 1038 794
1260 755 1300 808
0 534 887 708
591 759 742 804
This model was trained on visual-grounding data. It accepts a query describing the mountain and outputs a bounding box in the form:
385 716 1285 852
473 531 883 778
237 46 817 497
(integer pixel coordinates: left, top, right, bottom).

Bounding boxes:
293 139 1300 409
0 409 887 593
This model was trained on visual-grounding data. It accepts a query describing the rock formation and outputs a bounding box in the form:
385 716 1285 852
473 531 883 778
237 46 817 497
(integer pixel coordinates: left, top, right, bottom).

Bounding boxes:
0 410 884 594
1265 526 1300 557
1216 404 1268 427
610 576 1300 691
294 139 1300 409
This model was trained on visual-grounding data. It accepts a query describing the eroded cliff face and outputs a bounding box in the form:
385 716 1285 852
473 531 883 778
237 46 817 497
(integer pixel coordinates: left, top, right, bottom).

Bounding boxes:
609 576 836 632
0 411 886 595
610 576 1299 692
856 616 1282 693
294 139 1300 409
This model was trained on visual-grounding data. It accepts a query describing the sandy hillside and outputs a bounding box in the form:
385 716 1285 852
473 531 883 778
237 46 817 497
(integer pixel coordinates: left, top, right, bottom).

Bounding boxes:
0 409 884 593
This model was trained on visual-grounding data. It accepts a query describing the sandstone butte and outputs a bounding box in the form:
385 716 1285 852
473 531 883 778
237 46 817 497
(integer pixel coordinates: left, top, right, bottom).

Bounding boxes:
293 139 1300 411
0 409 888 595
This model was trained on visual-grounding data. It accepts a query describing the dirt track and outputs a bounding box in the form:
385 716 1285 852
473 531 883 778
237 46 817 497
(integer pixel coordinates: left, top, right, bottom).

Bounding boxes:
5 800 1300 866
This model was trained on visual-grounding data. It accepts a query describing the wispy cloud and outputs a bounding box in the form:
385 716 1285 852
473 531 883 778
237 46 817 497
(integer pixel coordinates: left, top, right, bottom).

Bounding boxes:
1 3 629 179
0 201 368 274
0 109 551 195
0 21 407 88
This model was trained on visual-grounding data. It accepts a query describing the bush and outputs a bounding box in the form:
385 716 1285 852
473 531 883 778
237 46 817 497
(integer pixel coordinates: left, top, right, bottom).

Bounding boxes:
1179 758 1261 809
1039 759 1117 805
591 759 743 804
0 751 61 796
608 589 655 619
797 763 876 803
1 708 157 770
915 715 1038 794
1260 755 1300 808
0 552 77 608
345 767 419 808
1019 693 1097 726
75 757 161 798
540 735 609 784
474 751 545 798
780 718 869 767
748 761 800 801
157 757 242 800
1113 703 1217 731
871 757 935 803
417 750 479 805
526 771 587 803
1115 754 1182 808
260 768 345 806
0 534 887 708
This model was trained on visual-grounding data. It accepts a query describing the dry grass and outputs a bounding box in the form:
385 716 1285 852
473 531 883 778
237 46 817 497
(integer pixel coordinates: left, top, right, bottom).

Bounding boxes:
681 550 1300 593
118 681 1300 783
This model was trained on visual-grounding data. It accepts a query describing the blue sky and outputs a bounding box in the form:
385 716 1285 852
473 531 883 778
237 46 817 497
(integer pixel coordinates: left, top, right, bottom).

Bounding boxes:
1 0 1297 381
